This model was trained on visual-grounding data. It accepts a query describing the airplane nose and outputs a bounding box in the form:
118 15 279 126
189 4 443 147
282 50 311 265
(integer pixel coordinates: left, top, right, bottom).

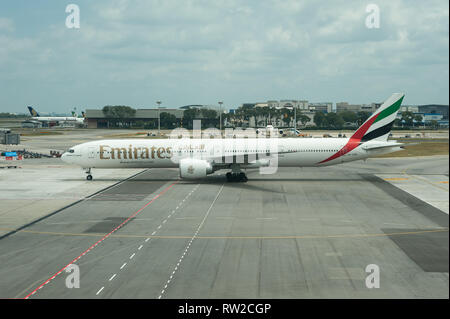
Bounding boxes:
61 152 68 163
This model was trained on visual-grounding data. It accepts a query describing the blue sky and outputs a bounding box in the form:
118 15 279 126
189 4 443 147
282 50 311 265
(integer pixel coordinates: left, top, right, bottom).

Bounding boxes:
0 0 448 113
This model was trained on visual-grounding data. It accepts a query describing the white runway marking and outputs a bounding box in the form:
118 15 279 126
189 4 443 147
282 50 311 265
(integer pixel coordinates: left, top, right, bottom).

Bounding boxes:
95 183 200 297
157 184 224 299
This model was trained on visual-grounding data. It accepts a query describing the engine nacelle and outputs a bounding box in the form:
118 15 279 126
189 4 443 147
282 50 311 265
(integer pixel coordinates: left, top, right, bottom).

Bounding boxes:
179 158 213 179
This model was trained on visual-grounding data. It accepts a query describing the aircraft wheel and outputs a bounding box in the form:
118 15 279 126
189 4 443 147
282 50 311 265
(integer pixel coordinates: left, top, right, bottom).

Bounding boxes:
239 172 247 182
86 174 93 181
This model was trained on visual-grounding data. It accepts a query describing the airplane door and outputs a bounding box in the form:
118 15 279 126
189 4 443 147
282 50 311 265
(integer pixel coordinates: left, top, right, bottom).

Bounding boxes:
88 147 96 159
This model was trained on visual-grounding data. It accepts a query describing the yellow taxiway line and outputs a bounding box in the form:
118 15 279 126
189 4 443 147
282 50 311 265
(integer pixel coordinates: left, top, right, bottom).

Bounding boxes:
0 227 447 240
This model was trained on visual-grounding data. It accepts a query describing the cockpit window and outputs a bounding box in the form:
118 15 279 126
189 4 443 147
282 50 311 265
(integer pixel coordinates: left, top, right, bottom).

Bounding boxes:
68 149 75 153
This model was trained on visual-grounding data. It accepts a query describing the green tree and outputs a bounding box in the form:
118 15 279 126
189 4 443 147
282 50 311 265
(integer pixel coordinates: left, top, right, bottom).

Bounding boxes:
102 105 136 128
160 112 177 129
313 111 327 127
339 111 358 124
182 108 202 129
356 111 371 125
401 111 414 127
430 120 438 129
280 108 292 127
325 112 345 129
200 109 218 127
413 114 423 127
102 106 136 118
298 114 310 126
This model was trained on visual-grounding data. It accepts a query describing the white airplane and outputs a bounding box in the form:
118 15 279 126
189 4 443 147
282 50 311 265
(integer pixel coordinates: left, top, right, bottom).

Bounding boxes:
62 93 405 182
27 106 85 125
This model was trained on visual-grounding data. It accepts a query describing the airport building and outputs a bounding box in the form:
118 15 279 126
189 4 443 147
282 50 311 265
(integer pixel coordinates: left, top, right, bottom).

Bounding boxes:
85 108 184 128
336 102 380 113
308 102 333 113
418 104 449 119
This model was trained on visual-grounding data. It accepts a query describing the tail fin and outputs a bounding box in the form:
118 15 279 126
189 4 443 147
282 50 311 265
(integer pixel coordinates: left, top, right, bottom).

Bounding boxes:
27 106 40 117
350 93 405 143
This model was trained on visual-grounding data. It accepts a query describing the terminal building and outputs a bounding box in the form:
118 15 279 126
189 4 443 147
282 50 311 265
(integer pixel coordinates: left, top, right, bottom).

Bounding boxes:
85 108 184 128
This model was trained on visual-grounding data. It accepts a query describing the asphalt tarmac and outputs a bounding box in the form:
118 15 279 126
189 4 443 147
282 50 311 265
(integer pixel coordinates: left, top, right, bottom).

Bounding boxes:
0 156 448 299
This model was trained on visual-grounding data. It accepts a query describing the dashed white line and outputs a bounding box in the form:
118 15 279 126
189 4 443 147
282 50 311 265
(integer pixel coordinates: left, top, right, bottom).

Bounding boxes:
157 184 224 299
96 183 201 297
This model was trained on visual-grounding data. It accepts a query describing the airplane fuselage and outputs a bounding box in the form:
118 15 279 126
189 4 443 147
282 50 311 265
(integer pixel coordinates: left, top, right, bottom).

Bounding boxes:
61 138 401 170
31 116 84 124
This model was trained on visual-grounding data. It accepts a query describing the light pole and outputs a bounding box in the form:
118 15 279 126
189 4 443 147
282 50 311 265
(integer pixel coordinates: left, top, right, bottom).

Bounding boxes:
218 101 223 135
156 100 161 135
294 107 297 133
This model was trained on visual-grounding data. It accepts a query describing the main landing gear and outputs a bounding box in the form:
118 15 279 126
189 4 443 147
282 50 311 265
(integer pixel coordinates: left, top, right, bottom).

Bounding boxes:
84 168 93 181
226 172 248 182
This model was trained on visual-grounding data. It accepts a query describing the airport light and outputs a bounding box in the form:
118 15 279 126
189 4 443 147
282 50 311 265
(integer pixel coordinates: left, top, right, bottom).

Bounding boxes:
157 100 162 135
218 101 223 135
294 107 297 133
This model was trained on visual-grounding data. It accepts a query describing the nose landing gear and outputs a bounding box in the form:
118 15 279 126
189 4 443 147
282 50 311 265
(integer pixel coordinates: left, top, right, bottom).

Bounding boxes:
84 168 93 181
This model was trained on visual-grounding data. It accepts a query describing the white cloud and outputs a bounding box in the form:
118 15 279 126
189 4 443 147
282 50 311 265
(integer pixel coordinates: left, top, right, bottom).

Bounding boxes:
0 0 448 113
0 17 14 32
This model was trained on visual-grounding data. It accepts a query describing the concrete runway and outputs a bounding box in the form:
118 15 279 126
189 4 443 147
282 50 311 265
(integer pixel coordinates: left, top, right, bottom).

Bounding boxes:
0 156 448 299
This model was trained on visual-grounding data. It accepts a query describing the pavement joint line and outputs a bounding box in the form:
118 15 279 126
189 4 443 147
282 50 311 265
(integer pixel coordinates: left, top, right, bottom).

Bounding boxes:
401 169 449 192
158 183 224 299
23 179 179 299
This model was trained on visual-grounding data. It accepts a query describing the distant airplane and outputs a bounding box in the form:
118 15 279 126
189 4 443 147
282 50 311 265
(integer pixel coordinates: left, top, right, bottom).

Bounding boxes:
27 106 85 125
62 93 405 182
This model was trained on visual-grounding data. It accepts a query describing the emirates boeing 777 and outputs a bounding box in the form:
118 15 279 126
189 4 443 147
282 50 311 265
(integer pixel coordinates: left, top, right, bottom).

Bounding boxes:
61 93 405 182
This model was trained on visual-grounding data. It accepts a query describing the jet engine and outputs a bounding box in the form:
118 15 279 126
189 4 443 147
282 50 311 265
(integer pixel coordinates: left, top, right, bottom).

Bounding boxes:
179 158 213 179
